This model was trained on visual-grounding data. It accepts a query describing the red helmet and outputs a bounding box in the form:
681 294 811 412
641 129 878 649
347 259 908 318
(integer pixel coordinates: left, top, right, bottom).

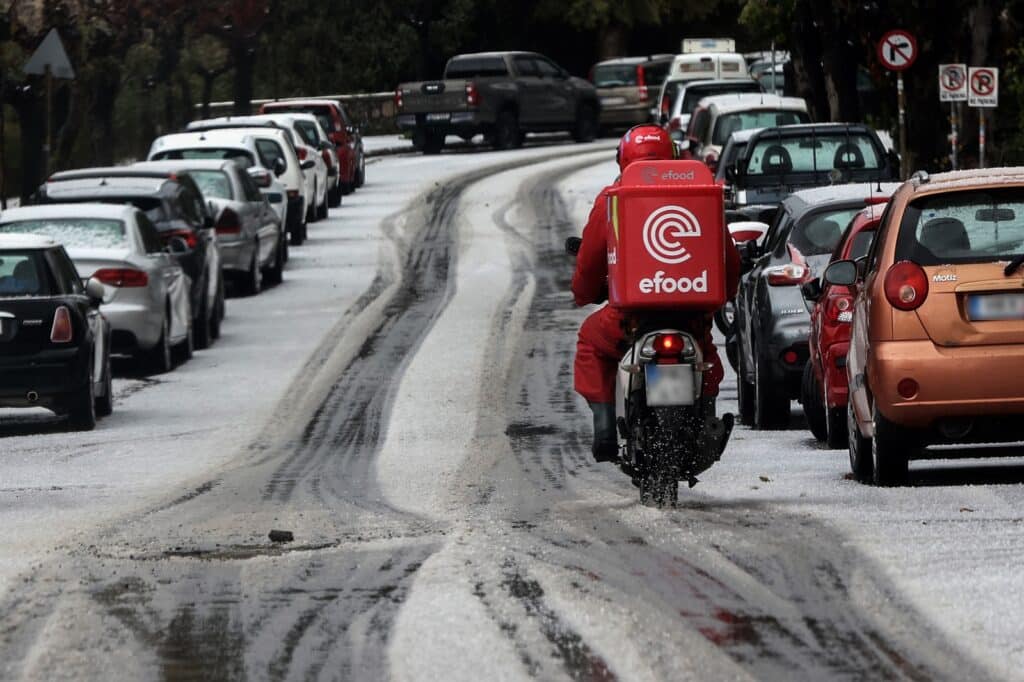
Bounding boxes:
617 125 676 172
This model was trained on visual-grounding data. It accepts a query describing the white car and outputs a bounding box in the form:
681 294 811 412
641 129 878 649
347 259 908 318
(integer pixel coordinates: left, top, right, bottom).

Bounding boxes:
148 128 314 245
187 115 330 222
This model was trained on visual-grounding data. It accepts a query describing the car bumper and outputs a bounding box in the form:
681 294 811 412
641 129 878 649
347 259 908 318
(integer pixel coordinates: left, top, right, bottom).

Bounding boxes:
870 340 1024 428
0 346 89 407
822 340 849 408
217 237 255 272
102 300 164 352
765 307 811 398
396 112 483 132
598 105 649 127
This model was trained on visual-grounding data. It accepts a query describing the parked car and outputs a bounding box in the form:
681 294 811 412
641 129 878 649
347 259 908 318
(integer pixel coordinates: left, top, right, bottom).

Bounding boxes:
395 51 601 154
188 115 330 221
723 123 898 223
0 203 192 376
800 200 890 447
260 99 365 196
0 233 111 429
734 182 900 429
831 169 1024 484
35 168 222 350
658 78 762 139
682 93 810 170
135 160 285 295
148 128 312 245
589 54 672 131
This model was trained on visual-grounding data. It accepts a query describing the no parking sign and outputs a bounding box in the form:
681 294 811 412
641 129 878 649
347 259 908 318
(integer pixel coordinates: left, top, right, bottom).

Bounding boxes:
939 64 967 102
968 67 999 107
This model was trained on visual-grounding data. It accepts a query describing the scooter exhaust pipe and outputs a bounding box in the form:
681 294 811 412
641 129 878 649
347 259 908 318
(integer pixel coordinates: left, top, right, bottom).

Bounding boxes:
26 391 38 403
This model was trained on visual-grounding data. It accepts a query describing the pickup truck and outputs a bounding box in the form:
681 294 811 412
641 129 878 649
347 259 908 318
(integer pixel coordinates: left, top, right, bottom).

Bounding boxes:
395 51 601 154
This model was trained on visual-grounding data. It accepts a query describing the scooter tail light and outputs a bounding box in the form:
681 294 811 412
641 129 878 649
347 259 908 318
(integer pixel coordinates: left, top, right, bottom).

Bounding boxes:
884 261 929 311
50 306 73 343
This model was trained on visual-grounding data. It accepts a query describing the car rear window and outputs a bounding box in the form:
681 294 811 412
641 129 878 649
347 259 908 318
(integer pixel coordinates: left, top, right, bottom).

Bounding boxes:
294 121 320 146
445 56 509 79
153 148 255 168
255 139 287 171
593 64 638 88
746 134 883 176
0 219 127 249
0 251 51 296
642 62 670 87
268 106 334 132
712 109 807 146
896 188 1024 265
790 207 862 257
188 170 233 200
678 82 761 115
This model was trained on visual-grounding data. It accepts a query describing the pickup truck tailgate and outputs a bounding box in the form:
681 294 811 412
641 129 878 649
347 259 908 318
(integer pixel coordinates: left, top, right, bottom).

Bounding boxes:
399 80 470 115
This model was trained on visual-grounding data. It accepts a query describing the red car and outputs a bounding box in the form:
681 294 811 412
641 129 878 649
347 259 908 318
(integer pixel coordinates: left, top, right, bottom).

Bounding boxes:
801 201 887 446
260 99 365 199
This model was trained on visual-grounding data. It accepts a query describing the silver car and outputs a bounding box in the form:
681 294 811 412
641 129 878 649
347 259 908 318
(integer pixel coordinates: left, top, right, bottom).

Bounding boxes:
0 203 192 373
135 160 285 295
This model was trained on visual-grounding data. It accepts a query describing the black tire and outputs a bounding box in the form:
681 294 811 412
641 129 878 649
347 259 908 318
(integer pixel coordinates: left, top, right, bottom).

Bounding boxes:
316 193 328 220
143 313 173 375
193 283 212 350
328 183 342 208
175 319 194 363
736 346 755 426
826 405 847 449
573 104 599 143
67 374 96 432
801 361 827 442
94 350 113 418
307 183 319 223
289 208 305 246
243 245 262 296
871 406 912 486
848 401 873 482
210 275 224 341
264 237 284 286
754 344 790 430
355 156 365 188
422 132 445 155
492 111 521 150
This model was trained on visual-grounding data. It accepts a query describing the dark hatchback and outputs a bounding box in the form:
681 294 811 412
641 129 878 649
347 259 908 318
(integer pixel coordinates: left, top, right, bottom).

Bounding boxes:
34 169 224 349
0 234 111 430
734 182 901 430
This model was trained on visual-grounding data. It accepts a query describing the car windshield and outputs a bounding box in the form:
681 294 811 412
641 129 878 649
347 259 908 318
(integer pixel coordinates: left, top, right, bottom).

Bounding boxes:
294 121 320 146
896 189 1024 265
593 64 638 88
0 219 127 249
0 251 50 296
445 57 509 79
712 110 807 146
791 207 862 256
746 133 883 176
188 170 233 200
678 83 761 115
716 141 748 181
153 148 255 168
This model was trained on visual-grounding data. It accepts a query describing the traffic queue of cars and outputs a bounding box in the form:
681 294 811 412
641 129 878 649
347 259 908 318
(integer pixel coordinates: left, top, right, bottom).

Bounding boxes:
0 98 366 430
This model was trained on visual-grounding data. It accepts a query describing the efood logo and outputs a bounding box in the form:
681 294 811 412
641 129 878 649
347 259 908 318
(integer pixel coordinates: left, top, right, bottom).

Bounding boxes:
642 205 702 264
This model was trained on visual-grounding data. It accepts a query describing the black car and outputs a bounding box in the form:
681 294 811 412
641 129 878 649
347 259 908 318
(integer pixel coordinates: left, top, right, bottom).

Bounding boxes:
734 182 900 430
0 234 111 430
35 169 224 349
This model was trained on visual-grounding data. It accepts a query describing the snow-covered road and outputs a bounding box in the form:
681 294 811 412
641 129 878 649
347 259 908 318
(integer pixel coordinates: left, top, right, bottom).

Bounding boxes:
1 141 1022 680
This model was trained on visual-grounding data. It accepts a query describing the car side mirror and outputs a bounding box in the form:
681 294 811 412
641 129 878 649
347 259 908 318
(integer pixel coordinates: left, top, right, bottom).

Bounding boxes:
800 278 823 302
565 236 582 256
273 157 287 177
85 278 104 307
823 260 858 286
300 159 316 171
248 167 273 188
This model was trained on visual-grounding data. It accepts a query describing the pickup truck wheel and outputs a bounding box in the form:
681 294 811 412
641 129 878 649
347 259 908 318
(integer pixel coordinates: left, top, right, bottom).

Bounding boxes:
422 132 445 155
493 111 522 150
573 104 598 143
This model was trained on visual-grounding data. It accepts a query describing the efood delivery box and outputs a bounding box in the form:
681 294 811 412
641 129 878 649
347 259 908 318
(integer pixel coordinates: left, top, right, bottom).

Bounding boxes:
606 160 726 311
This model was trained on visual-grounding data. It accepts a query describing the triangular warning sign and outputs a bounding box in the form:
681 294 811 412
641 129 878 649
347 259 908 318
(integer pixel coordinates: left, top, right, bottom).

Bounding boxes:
23 28 75 79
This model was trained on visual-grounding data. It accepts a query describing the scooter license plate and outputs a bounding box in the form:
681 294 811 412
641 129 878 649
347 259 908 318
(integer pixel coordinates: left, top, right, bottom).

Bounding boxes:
644 364 695 406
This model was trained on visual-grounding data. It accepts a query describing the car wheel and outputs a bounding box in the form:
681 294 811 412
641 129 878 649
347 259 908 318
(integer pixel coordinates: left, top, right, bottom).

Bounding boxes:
801 361 827 442
67 370 96 432
193 283 213 350
264 237 284 286
210 274 225 340
754 344 789 430
289 206 305 246
871 406 912 486
175 318 194 363
307 183 319 223
144 312 173 375
244 245 262 296
493 111 522 150
847 401 873 482
328 183 342 208
736 345 755 426
826 405 847 449
573 104 599 143
355 156 365 188
94 349 113 418
422 132 445 155
317 193 328 220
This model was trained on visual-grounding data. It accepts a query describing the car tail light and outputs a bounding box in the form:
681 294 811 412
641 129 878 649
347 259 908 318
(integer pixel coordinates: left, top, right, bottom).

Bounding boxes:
884 261 928 311
296 146 308 161
93 268 149 287
216 207 242 235
466 82 479 108
827 295 854 323
287 189 299 199
161 229 198 249
394 88 404 109
668 117 682 131
50 306 73 343
766 263 809 286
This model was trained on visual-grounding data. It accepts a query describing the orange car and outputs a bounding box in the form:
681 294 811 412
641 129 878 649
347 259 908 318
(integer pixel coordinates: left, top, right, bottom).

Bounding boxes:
824 168 1024 485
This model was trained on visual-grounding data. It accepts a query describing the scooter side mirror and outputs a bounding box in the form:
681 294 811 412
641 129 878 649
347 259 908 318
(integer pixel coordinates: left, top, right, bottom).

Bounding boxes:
565 236 582 256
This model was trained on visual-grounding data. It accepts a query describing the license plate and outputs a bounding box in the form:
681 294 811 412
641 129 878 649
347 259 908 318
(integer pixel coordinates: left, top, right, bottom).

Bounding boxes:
644 364 696 406
425 113 451 122
968 293 1024 321
601 97 627 106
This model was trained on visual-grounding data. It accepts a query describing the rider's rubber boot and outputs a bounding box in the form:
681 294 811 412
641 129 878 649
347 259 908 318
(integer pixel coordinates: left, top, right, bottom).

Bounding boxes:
588 401 618 462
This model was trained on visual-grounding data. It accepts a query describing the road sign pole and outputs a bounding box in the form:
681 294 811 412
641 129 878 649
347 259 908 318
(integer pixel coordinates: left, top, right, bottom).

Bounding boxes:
898 73 907 180
950 103 958 170
44 65 52 177
979 108 987 169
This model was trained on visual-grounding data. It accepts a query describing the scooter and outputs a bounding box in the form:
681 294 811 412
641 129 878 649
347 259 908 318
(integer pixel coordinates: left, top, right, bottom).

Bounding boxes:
567 237 734 506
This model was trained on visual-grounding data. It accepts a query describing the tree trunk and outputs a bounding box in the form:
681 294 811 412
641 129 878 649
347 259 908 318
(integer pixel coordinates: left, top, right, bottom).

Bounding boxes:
598 24 627 61
14 92 44 202
789 0 829 121
232 43 255 115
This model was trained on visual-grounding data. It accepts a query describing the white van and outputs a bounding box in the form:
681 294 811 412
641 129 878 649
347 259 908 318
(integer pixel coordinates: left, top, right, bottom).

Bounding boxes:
668 52 748 83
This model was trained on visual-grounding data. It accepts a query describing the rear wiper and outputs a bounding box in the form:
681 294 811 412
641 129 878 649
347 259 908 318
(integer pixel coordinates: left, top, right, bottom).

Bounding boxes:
1004 253 1024 276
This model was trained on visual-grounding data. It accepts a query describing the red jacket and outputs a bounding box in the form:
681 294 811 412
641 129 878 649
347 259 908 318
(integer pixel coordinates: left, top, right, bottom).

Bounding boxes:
572 185 741 308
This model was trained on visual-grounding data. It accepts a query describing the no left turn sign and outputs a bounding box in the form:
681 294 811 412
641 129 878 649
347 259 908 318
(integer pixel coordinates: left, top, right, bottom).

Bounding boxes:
878 30 917 71
968 67 999 107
